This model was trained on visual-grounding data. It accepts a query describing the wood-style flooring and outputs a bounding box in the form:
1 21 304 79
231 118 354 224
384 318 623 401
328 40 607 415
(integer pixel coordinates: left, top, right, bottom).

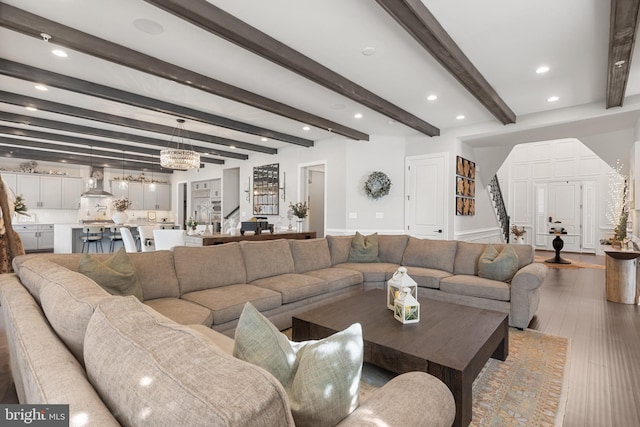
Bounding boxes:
0 251 638 426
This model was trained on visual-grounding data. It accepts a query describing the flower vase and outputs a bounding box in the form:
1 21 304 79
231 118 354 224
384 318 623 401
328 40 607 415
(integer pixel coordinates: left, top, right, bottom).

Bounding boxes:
112 211 128 225
296 218 304 232
516 236 525 244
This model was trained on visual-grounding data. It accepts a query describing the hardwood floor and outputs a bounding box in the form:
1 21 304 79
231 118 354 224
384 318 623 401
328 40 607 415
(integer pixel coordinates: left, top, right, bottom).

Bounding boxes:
1 252 638 426
531 251 640 427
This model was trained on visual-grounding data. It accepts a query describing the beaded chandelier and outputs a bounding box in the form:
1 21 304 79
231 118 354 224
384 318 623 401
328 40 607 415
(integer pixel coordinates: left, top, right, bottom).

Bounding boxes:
160 118 200 170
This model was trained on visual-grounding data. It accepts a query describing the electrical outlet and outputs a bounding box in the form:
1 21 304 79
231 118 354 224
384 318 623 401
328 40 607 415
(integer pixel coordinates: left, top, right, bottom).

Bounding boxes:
376 212 384 219
349 212 357 219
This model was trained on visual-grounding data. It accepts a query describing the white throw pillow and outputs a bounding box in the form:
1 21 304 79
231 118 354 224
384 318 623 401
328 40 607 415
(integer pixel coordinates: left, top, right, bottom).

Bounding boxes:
233 302 363 427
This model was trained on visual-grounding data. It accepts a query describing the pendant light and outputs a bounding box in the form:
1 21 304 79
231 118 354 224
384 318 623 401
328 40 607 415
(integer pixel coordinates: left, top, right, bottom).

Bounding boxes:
119 150 128 190
149 155 156 192
160 118 200 169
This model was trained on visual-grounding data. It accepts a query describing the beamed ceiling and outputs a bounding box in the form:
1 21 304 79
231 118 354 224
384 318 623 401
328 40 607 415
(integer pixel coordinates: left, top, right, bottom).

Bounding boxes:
0 0 639 173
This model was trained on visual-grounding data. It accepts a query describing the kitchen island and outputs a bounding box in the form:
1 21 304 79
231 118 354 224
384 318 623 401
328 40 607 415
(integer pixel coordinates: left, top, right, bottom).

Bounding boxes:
184 231 316 246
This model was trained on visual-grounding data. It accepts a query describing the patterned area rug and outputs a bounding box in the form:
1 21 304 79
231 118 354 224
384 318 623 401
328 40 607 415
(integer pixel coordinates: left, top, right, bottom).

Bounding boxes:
360 328 570 427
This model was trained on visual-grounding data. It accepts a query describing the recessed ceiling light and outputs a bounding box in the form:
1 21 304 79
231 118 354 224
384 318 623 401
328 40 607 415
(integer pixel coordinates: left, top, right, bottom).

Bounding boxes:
25 106 38 111
261 137 268 142
362 47 376 56
456 115 465 120
230 145 236 149
427 94 438 101
388 119 396 125
354 113 363 119
303 126 311 131
52 49 68 58
614 60 626 68
34 84 48 91
547 96 559 102
133 18 165 35
536 66 550 74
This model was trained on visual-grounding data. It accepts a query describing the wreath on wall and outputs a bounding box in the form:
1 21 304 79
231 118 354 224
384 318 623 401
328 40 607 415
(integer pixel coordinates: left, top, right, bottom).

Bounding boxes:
363 171 392 200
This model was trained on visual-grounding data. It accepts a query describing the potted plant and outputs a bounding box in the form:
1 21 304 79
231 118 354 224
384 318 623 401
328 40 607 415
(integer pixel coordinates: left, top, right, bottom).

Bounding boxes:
511 225 526 244
289 202 309 232
185 217 198 235
111 197 132 225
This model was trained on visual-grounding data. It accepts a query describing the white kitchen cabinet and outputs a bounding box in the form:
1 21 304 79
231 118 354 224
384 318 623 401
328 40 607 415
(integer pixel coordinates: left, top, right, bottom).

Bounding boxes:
14 224 54 252
61 177 83 209
128 182 144 210
144 183 171 210
109 180 130 200
16 174 62 209
1 173 17 195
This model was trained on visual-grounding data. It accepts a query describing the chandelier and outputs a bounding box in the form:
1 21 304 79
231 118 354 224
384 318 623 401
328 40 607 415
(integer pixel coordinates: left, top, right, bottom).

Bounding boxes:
160 118 200 170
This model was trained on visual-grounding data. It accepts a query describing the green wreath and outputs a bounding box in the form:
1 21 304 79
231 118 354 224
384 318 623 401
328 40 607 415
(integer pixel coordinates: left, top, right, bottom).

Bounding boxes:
364 171 392 199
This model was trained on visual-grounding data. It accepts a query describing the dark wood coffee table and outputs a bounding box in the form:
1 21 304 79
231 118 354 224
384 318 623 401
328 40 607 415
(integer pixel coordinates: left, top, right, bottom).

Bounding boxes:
292 289 508 427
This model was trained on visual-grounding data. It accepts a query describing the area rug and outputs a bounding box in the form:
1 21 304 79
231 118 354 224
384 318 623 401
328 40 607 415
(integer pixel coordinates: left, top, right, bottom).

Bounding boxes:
534 255 604 270
360 328 570 427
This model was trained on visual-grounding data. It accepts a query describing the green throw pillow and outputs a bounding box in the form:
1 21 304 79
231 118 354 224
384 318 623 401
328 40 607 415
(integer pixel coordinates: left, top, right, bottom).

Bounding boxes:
348 231 380 263
78 247 143 300
233 302 363 427
478 244 519 282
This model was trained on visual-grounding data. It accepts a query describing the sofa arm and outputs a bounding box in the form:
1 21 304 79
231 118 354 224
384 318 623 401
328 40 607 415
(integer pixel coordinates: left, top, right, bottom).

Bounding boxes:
337 372 455 427
511 262 547 291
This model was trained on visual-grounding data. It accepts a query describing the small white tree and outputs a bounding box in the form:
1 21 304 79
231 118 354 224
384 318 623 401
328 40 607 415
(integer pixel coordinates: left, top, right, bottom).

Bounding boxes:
606 160 629 241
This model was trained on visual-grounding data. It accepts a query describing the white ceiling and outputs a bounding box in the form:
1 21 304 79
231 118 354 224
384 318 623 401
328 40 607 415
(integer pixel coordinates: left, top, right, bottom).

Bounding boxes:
0 0 637 169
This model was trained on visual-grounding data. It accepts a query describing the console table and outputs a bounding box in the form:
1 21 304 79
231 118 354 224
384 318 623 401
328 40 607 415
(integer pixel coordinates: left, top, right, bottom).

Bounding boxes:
184 231 316 246
545 232 579 264
604 249 640 304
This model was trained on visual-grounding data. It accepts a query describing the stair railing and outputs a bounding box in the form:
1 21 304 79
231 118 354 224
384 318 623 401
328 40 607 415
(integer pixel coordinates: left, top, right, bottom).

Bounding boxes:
488 175 510 242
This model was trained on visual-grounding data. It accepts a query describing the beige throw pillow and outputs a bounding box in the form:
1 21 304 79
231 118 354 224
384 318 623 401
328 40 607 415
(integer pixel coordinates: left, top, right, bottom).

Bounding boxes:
478 244 519 282
233 302 363 427
348 231 380 263
78 247 143 300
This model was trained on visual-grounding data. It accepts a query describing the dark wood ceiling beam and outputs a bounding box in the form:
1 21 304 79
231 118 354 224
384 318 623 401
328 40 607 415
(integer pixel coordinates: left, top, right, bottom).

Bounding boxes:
0 62 274 155
144 0 439 137
0 123 223 165
0 93 247 160
0 138 170 172
375 0 516 125
606 0 640 108
0 4 363 142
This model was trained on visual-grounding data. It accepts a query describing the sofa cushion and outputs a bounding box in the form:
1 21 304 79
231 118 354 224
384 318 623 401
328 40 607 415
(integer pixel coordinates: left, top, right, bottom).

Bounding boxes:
85 297 295 427
403 266 453 289
240 239 296 282
378 235 409 264
453 241 487 275
402 237 458 273
440 275 511 301
181 284 282 325
335 262 398 284
20 258 110 363
173 243 247 293
303 267 363 292
78 248 143 301
288 238 332 273
478 244 519 282
234 302 362 427
348 232 380 263
144 297 214 327
327 235 353 265
251 273 330 304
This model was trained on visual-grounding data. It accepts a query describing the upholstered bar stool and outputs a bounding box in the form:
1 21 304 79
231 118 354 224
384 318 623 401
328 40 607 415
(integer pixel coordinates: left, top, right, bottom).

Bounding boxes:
108 226 123 252
81 226 104 253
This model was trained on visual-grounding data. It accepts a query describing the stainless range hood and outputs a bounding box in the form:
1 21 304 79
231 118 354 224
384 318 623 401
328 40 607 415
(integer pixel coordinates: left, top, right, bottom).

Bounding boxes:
81 166 113 198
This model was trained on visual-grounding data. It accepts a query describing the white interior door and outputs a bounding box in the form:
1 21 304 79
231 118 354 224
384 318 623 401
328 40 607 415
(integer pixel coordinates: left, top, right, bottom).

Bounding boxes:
547 181 581 252
405 153 448 239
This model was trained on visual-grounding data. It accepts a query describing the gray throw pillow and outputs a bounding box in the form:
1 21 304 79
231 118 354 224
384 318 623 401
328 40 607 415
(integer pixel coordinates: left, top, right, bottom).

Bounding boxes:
348 231 380 263
78 247 143 300
478 244 519 282
233 302 363 427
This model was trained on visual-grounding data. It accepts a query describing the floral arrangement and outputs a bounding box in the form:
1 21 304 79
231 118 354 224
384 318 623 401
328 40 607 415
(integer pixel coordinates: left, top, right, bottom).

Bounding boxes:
185 217 198 229
364 171 392 200
111 197 133 212
511 225 526 237
289 202 309 219
14 195 29 217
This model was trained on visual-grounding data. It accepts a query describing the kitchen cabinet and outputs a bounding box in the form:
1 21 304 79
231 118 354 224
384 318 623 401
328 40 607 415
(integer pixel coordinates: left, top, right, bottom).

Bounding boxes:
144 183 171 210
1 173 17 195
61 177 83 209
14 224 54 252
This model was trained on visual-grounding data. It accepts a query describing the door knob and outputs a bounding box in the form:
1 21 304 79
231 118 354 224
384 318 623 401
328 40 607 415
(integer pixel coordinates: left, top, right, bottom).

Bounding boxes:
437 229 443 233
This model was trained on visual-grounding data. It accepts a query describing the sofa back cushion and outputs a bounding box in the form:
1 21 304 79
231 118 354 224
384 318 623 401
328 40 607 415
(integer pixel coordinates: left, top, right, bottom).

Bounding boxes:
240 240 296 282
19 258 111 363
173 243 248 293
84 297 294 427
42 251 182 300
326 235 353 265
402 237 458 273
288 239 332 273
453 241 488 275
378 235 409 264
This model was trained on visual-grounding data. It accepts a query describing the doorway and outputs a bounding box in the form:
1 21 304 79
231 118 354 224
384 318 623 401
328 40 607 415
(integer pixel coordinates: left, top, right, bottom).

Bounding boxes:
299 162 326 237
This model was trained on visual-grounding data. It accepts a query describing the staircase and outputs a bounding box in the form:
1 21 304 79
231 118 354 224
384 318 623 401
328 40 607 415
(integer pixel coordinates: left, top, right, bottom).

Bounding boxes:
488 175 510 242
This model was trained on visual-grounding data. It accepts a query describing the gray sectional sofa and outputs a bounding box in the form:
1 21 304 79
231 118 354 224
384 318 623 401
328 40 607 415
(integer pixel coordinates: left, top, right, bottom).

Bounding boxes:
0 234 547 426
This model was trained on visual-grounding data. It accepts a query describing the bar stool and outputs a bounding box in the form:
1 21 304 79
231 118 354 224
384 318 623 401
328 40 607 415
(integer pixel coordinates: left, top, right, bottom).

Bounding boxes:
81 226 104 253
108 226 123 252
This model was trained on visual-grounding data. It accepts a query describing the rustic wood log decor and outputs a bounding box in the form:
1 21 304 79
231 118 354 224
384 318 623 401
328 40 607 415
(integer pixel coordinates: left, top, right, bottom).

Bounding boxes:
0 174 25 274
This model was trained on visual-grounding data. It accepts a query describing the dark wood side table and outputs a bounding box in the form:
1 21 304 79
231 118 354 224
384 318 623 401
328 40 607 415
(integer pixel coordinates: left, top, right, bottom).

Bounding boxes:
545 232 573 264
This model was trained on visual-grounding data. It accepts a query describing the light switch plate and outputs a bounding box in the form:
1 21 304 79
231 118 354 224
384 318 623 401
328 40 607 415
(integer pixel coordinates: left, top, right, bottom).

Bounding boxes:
349 212 357 219
376 212 384 219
